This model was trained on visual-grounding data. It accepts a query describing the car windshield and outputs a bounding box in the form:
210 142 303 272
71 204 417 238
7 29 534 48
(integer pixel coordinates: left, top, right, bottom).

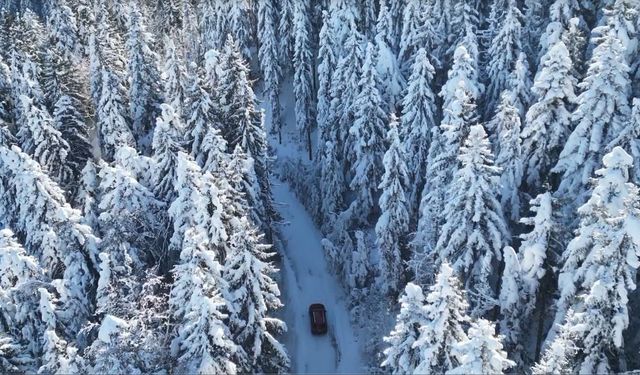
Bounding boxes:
313 310 325 324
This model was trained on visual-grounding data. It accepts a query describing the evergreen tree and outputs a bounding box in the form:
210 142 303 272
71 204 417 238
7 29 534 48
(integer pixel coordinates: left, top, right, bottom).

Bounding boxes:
127 1 162 147
278 0 295 71
257 0 282 142
517 192 564 362
319 140 344 227
0 229 40 371
434 125 509 314
485 0 523 114
507 52 534 118
492 92 523 221
224 217 290 373
97 157 166 273
413 262 471 374
347 42 386 225
375 0 405 113
17 95 74 190
348 230 370 291
38 288 86 374
553 19 632 204
316 10 338 155
46 0 80 61
375 115 410 296
414 45 481 256
448 319 514 375
401 48 437 215
497 246 527 366
218 37 276 239
521 39 576 189
183 65 222 166
0 145 99 335
543 147 640 373
328 21 363 168
152 103 182 203
227 0 253 61
382 283 430 374
608 98 640 182
97 68 136 161
169 226 237 375
52 94 93 197
161 38 186 121
293 0 314 158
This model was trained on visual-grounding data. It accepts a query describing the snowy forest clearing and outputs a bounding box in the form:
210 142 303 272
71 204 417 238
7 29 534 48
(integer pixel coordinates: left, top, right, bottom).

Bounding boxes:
273 178 364 373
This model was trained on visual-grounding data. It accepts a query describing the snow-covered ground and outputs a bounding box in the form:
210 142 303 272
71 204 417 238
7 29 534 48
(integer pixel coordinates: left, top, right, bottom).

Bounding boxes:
273 178 365 373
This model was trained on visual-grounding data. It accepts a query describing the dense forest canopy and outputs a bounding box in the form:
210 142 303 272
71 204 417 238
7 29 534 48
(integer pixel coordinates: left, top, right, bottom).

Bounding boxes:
0 0 639 374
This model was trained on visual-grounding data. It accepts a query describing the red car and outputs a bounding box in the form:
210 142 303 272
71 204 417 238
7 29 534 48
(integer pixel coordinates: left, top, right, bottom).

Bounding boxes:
309 303 328 335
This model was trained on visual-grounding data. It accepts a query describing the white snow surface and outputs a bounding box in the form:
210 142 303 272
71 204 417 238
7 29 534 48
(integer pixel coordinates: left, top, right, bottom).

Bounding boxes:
273 178 365 373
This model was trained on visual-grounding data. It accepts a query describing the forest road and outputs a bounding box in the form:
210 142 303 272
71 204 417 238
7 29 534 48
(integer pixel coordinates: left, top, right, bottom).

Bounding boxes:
273 178 364 374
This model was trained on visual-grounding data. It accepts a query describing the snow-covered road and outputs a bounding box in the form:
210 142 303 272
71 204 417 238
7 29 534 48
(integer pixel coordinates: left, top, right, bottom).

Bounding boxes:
273 179 364 373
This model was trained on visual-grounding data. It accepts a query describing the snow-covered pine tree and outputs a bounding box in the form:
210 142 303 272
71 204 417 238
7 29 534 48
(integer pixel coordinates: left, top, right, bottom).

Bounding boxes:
152 103 182 203
447 318 514 375
410 125 445 283
97 68 136 161
553 18 631 205
38 288 86 374
542 147 640 373
506 52 534 119
278 0 295 72
319 140 344 228
537 0 581 60
516 191 564 362
492 92 523 221
161 37 186 121
97 157 166 274
292 0 313 158
168 152 227 262
522 0 549 62
412 262 471 374
0 229 40 371
224 217 290 373
604 0 638 66
398 0 442 75
375 115 410 296
169 225 237 375
257 0 282 142
153 0 182 39
315 10 338 156
126 1 162 147
374 0 404 114
227 0 253 61
608 98 640 182
183 64 221 163
348 230 370 292
11 56 45 138
434 125 509 315
485 0 523 115
328 20 363 167
0 145 99 335
446 0 481 67
17 95 74 190
218 36 276 239
346 42 386 225
401 48 437 216
382 283 430 374
52 94 93 198
521 38 576 189
46 0 79 62
413 45 481 258
497 246 527 367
